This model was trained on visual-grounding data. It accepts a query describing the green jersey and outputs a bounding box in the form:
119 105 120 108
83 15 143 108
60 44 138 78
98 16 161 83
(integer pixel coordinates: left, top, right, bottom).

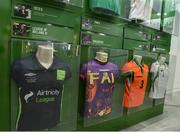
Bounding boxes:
89 0 121 16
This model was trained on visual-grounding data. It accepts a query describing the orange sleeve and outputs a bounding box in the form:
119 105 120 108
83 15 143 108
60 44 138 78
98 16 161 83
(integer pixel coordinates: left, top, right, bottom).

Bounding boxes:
120 63 131 74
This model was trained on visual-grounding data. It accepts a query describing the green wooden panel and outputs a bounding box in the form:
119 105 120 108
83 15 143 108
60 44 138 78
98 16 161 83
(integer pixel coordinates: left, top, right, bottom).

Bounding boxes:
24 0 84 10
82 16 124 37
11 19 76 43
12 1 81 28
77 104 164 130
0 0 171 130
124 39 150 51
124 26 151 41
151 33 171 54
125 104 164 127
151 43 170 54
0 0 11 130
81 31 123 49
152 33 171 44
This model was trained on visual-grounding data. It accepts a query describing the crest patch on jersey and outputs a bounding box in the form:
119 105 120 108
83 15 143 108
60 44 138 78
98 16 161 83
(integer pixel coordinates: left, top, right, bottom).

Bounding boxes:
57 70 66 80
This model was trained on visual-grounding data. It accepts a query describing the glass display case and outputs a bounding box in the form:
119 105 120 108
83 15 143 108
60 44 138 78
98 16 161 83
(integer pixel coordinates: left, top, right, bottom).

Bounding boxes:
10 39 81 131
80 46 128 127
122 50 158 114
151 54 170 105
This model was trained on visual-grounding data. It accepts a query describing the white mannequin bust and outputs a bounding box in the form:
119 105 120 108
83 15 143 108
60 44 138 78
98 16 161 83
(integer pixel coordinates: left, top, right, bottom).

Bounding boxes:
133 55 142 64
95 51 108 63
158 56 166 65
36 45 54 69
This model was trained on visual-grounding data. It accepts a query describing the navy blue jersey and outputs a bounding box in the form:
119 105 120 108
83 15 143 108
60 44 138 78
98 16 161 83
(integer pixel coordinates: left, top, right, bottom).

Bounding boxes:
12 55 71 131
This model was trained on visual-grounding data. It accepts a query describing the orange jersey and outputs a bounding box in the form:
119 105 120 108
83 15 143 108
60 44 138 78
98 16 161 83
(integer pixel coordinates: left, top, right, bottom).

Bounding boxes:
121 60 149 108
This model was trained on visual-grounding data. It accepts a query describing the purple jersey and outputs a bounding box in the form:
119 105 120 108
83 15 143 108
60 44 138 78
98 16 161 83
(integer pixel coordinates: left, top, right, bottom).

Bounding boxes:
80 59 119 118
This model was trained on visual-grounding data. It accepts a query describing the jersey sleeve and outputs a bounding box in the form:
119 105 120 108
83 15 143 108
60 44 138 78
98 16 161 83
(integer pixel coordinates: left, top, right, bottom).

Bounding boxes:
150 63 156 73
12 60 23 87
80 63 87 80
120 63 131 74
113 64 120 80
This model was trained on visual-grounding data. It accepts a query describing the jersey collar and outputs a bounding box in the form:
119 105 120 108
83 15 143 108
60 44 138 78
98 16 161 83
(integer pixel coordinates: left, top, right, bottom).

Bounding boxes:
30 54 59 70
132 58 145 74
133 58 144 68
94 58 108 65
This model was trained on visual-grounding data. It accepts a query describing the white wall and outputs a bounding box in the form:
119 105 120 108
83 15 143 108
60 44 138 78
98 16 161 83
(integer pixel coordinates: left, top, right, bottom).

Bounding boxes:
166 3 180 106
166 12 179 93
171 4 180 91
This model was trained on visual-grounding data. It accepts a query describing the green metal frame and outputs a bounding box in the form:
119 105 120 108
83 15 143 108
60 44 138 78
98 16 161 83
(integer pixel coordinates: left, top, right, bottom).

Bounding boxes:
0 0 11 130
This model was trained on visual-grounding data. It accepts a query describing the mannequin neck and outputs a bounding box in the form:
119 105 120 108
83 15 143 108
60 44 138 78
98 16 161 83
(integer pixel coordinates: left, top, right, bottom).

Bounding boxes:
36 45 54 69
158 56 166 65
95 51 108 63
133 55 143 67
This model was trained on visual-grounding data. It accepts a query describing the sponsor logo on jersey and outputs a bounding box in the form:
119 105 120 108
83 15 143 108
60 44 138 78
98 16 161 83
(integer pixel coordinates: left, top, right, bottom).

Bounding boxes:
87 70 114 84
37 89 60 96
36 89 60 104
24 91 34 103
24 73 37 77
24 73 37 83
24 90 60 104
57 70 66 81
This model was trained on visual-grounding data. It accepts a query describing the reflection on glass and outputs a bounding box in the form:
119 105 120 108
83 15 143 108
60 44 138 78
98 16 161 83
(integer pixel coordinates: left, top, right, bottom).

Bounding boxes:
122 51 158 114
11 39 80 131
80 47 128 127
141 0 162 30
163 0 176 34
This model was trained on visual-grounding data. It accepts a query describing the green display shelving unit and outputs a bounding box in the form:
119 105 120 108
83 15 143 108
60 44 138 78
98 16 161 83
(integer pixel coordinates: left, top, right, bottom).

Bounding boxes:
0 0 174 131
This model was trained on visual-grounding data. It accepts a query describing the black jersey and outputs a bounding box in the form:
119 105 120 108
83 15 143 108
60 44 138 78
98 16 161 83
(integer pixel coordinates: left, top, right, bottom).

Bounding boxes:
12 55 71 131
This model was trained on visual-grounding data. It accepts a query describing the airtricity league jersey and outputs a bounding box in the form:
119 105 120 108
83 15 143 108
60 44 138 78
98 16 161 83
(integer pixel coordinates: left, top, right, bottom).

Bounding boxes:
89 0 121 15
12 55 71 131
149 61 169 99
121 60 149 108
80 59 119 118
